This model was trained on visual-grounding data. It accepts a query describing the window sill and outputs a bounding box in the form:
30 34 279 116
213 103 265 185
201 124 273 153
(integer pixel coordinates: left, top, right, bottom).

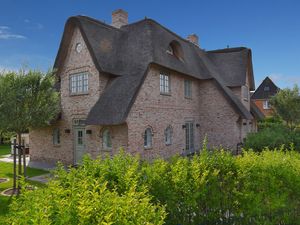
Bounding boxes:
185 96 192 100
102 148 112 152
70 92 89 96
53 144 61 147
165 143 172 146
160 92 171 96
144 146 153 150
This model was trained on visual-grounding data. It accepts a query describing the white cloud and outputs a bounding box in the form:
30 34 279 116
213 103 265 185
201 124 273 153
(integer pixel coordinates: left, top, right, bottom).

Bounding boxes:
268 73 300 88
0 26 26 40
24 19 44 30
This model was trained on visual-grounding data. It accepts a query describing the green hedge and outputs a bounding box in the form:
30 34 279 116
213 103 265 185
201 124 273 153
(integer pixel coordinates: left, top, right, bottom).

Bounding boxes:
244 125 300 151
8 150 300 224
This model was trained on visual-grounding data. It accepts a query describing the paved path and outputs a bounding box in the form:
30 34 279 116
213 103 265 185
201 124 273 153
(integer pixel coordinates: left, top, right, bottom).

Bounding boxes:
0 154 30 165
27 174 52 184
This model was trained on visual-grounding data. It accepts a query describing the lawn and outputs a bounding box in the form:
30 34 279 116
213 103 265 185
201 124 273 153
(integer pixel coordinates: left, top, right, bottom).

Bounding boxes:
0 144 10 157
0 161 49 223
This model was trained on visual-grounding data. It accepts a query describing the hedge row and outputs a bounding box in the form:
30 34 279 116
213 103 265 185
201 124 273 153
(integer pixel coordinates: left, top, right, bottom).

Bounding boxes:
8 149 300 224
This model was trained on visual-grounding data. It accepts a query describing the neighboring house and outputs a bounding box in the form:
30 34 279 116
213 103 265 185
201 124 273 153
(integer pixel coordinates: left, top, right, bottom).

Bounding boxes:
10 133 30 155
29 9 259 166
251 76 280 117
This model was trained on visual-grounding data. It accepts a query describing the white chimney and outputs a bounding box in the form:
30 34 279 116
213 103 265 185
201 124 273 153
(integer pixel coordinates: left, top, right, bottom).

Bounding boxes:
187 34 199 47
112 9 128 28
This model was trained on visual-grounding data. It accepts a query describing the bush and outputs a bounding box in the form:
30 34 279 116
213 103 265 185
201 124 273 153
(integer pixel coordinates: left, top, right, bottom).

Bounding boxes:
8 150 300 224
244 122 300 151
7 153 166 225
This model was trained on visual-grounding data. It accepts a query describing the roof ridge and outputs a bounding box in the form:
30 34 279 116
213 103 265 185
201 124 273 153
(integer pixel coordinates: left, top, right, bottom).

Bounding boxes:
207 47 248 53
74 15 123 32
123 18 202 49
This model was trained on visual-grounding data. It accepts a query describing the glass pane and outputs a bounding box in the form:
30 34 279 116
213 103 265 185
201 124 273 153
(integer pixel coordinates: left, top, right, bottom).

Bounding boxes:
77 131 83 145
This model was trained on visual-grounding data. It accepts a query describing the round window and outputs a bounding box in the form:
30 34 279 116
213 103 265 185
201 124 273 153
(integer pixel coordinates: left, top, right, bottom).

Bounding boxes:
75 43 83 53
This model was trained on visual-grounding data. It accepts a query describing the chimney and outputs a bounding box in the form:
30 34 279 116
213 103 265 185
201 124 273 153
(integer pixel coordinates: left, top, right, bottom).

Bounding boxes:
187 34 199 47
112 9 128 28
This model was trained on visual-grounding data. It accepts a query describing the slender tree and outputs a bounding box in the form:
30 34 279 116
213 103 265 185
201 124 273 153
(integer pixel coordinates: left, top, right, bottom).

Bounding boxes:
0 69 60 192
270 85 300 130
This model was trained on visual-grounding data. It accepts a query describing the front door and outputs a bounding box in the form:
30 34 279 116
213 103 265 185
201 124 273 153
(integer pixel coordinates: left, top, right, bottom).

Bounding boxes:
185 121 194 154
74 127 86 164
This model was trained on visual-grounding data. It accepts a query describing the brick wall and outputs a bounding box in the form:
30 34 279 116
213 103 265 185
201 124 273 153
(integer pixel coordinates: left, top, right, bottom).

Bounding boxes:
126 65 248 159
252 99 274 117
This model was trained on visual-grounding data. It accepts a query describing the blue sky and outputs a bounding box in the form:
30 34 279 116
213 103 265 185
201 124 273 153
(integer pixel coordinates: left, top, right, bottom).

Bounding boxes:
0 0 299 88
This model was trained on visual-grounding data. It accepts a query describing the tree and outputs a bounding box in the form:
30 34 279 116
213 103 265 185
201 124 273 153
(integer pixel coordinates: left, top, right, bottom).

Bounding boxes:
0 69 60 191
270 85 300 130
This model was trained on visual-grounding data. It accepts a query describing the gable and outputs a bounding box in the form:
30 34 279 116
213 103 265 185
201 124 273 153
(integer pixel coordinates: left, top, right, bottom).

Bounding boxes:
251 77 280 99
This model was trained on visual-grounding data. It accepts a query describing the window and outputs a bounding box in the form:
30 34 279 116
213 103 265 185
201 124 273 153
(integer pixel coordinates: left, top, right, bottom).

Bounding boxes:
166 41 184 60
264 86 270 91
70 72 89 94
185 122 194 152
166 45 174 55
144 128 153 148
53 128 60 145
242 85 249 101
160 73 170 94
263 100 270 109
102 129 112 149
165 126 172 145
184 79 192 98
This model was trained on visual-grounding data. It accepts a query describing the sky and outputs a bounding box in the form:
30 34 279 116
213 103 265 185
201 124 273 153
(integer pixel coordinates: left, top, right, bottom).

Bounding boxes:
0 0 299 89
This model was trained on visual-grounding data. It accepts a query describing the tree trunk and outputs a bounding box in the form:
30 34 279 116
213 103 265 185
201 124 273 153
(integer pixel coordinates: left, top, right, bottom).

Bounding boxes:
22 139 26 177
13 139 17 190
17 133 22 194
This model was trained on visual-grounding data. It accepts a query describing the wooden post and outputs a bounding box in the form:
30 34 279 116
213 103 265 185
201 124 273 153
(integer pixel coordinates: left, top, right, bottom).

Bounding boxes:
22 139 26 177
13 139 17 190
17 133 22 194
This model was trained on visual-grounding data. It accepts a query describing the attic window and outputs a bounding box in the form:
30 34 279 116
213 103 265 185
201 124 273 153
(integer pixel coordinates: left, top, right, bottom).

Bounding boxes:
166 40 184 61
264 86 270 91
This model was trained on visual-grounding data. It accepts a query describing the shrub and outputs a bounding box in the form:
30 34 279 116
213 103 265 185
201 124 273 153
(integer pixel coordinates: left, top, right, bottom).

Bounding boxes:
8 150 300 225
7 154 166 225
244 124 300 151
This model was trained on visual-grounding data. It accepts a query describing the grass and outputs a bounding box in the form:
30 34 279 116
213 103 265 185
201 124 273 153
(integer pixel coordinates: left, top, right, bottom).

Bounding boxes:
0 161 49 223
0 144 10 157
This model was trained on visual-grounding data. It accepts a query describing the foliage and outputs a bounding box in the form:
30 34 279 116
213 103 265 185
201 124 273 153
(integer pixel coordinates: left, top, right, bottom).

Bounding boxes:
245 117 300 151
8 150 300 225
8 153 166 225
0 161 48 223
257 115 283 130
0 130 15 144
0 69 60 135
270 85 300 130
0 144 10 157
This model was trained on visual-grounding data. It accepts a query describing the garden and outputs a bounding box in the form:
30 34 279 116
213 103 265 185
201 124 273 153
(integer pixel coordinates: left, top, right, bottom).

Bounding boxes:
0 144 49 223
3 148 300 224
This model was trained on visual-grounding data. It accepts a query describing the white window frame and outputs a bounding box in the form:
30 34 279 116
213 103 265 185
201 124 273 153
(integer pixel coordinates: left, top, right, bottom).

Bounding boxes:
263 100 270 109
53 128 60 145
164 126 172 145
144 128 153 149
70 72 89 95
185 122 194 152
102 129 112 150
160 73 170 94
184 79 192 98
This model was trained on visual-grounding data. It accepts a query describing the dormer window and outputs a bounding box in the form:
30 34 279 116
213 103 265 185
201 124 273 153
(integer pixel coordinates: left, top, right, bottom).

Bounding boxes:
166 40 184 61
166 45 174 55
